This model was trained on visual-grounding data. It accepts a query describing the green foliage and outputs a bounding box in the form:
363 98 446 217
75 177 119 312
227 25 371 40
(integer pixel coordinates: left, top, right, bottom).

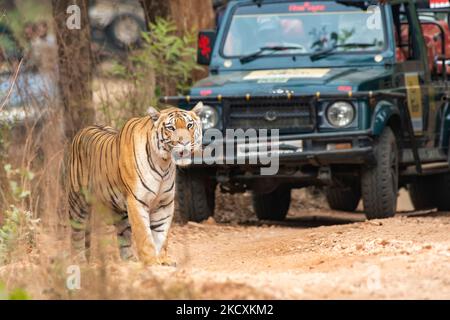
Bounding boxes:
0 165 38 265
101 18 201 127
1 0 52 48
111 17 201 103
0 205 39 265
0 282 31 300
136 17 202 95
4 164 35 202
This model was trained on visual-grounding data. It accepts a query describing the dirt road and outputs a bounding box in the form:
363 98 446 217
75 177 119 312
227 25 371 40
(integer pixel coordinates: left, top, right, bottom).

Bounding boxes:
167 190 450 299
2 189 449 300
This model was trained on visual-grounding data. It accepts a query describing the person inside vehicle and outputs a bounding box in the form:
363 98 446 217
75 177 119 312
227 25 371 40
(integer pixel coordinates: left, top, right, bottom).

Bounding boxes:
257 16 299 45
256 16 282 47
25 21 57 74
23 22 36 43
224 14 308 56
256 15 308 52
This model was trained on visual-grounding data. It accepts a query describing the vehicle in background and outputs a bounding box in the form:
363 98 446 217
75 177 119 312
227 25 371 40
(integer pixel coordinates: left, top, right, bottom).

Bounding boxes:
90 0 226 58
89 0 146 58
163 0 450 222
0 24 56 126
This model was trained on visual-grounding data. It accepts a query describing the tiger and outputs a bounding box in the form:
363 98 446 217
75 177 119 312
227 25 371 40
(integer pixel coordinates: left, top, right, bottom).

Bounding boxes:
67 103 203 265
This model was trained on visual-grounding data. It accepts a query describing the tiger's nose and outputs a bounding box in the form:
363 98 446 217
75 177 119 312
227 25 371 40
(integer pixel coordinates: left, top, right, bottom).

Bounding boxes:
178 140 190 147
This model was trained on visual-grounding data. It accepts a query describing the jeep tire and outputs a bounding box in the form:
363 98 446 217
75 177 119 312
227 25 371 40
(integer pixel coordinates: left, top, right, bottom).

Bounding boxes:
252 186 291 221
408 176 436 210
361 127 399 219
325 181 361 212
176 168 216 222
434 173 450 211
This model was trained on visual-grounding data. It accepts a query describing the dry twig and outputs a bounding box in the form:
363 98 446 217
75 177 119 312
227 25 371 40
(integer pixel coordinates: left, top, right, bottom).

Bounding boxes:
0 58 25 112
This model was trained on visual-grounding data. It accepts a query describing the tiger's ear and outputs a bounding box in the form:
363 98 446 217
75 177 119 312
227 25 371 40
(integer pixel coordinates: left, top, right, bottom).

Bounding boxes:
147 106 160 122
191 102 204 115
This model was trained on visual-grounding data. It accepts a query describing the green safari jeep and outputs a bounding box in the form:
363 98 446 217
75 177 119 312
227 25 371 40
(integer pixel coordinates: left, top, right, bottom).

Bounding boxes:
163 0 450 221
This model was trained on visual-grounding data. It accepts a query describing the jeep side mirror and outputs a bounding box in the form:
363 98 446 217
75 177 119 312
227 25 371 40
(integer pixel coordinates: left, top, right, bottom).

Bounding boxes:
197 30 216 66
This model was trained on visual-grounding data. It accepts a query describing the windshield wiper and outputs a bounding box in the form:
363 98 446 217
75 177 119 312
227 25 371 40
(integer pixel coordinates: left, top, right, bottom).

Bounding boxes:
310 43 377 61
240 45 305 64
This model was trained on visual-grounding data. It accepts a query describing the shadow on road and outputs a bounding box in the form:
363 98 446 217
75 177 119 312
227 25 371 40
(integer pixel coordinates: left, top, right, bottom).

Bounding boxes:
240 211 366 229
398 210 449 218
277 214 364 228
238 209 449 229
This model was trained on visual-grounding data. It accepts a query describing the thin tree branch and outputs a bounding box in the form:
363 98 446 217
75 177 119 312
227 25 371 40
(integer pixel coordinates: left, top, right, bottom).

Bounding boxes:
0 58 24 112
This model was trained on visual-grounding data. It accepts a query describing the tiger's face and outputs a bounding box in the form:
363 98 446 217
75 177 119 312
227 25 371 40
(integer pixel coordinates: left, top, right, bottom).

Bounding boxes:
149 102 203 166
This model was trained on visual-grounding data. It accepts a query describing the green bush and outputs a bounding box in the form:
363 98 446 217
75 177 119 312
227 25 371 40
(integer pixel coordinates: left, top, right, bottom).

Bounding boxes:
0 282 30 300
0 205 39 265
135 17 201 96
108 17 201 125
0 165 39 265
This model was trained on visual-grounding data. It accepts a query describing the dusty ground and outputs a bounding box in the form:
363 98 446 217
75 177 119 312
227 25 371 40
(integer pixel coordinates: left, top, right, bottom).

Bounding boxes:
87 79 450 299
164 189 450 299
1 187 449 300
2 126 449 299
89 79 448 297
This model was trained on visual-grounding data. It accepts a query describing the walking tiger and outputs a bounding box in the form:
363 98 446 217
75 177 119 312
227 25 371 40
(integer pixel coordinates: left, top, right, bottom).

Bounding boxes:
67 103 203 265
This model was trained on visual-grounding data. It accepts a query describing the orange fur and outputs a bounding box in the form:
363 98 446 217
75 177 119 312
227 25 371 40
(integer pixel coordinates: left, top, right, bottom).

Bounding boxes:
68 106 202 265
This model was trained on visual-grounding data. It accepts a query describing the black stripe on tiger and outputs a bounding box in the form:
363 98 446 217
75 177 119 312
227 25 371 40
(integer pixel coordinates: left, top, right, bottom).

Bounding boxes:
67 104 202 264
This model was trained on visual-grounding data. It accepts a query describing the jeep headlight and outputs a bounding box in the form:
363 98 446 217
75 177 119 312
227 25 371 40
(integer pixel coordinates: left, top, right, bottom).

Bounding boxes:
197 105 218 130
326 101 355 128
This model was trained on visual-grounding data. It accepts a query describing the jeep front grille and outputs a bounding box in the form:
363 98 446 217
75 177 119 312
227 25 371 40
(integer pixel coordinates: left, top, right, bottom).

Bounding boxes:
225 99 315 133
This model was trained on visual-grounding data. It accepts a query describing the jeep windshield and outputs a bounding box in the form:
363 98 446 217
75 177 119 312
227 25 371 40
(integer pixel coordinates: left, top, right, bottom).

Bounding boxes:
222 1 385 60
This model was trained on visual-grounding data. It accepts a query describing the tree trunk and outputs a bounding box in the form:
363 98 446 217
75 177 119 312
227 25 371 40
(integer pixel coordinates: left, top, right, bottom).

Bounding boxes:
52 0 94 141
169 0 215 32
139 0 171 28
170 0 215 81
139 0 214 31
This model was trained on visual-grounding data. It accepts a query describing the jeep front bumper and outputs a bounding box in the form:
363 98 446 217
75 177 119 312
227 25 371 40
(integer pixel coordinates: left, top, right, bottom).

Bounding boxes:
190 130 376 168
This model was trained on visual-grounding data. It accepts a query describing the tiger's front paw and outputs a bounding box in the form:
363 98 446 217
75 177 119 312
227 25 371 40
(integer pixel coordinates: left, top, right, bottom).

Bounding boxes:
157 256 177 267
136 249 159 266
